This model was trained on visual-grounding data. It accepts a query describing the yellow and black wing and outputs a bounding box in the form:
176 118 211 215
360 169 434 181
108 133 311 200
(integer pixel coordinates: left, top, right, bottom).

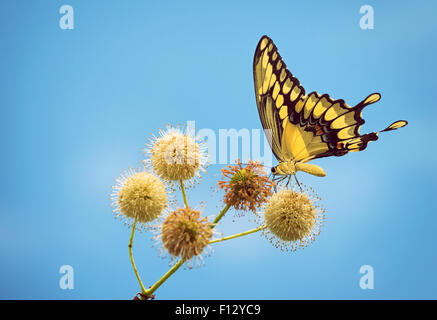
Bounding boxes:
253 36 306 162
253 35 408 164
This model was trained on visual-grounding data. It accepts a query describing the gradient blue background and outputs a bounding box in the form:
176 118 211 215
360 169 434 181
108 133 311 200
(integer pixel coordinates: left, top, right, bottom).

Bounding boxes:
1 0 436 299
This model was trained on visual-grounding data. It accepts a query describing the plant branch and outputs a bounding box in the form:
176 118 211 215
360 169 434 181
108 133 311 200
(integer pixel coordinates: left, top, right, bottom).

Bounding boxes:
209 225 266 244
180 180 189 208
129 216 147 294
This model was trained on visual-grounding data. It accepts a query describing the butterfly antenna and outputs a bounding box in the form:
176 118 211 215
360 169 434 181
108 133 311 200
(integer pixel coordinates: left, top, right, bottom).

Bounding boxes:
293 174 303 192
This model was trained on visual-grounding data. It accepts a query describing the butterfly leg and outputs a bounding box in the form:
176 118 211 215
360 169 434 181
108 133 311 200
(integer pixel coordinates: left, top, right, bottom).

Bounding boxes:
285 175 292 188
273 177 284 192
272 175 286 192
271 174 278 192
293 174 303 192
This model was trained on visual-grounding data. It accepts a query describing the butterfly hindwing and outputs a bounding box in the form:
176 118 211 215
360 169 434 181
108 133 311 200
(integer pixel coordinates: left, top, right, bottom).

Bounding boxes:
293 93 408 162
288 92 376 162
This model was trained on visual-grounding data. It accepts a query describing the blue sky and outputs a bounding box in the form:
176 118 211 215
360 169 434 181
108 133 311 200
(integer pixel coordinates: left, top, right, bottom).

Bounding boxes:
0 0 436 299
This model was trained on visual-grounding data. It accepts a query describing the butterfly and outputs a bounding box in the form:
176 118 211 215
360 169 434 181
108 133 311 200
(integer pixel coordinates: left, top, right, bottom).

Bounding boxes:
253 35 407 187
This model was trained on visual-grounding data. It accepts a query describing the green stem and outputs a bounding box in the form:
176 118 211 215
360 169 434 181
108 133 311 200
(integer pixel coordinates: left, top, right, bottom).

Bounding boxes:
180 180 189 208
129 216 147 294
143 203 232 298
209 225 266 244
144 259 184 297
211 203 231 227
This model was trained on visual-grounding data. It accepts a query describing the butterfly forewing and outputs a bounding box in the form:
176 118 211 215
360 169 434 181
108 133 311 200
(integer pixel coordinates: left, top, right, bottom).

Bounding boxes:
253 36 305 162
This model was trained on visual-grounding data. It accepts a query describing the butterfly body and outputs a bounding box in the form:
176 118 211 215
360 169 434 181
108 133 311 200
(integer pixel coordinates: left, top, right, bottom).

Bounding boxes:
253 35 407 182
272 161 326 177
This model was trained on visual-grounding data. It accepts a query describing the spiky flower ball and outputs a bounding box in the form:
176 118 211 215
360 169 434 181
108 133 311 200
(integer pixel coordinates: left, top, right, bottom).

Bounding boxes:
161 208 212 263
218 159 274 213
111 168 167 225
145 126 207 186
263 188 325 251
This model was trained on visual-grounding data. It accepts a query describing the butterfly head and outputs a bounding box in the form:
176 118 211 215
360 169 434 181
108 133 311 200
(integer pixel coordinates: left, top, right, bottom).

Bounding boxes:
271 162 297 176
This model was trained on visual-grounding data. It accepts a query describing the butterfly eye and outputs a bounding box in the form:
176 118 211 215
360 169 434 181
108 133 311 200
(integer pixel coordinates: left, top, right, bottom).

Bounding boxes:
271 167 276 174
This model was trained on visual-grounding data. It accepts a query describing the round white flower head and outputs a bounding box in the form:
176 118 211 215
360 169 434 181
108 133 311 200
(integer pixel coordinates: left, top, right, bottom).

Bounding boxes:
111 167 167 229
144 125 208 188
262 187 325 252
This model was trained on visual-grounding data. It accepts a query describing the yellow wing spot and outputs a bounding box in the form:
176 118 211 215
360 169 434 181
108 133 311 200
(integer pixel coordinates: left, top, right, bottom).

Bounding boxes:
295 96 306 113
363 93 381 105
347 143 361 149
279 69 287 82
337 126 357 140
257 86 263 96
261 49 269 69
276 60 282 70
331 111 356 129
324 102 348 121
260 38 269 50
272 81 281 100
282 78 292 94
279 105 288 119
262 63 273 93
275 94 284 109
303 94 318 119
269 73 277 88
268 43 274 52
387 120 407 130
272 52 278 61
312 97 331 119
290 86 301 102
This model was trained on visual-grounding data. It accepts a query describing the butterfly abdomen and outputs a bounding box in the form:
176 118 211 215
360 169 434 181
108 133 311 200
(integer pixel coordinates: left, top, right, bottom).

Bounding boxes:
295 162 326 177
275 161 326 178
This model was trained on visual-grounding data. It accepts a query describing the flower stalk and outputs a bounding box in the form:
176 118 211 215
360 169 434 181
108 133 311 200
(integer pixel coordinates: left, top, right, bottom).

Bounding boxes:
211 203 231 227
144 259 184 297
209 225 266 244
180 179 189 208
129 216 147 294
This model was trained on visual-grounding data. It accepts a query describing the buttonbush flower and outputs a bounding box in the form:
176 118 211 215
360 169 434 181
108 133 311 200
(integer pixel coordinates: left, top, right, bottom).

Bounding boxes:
145 125 207 187
218 159 274 214
111 167 167 228
159 207 213 267
262 187 325 251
